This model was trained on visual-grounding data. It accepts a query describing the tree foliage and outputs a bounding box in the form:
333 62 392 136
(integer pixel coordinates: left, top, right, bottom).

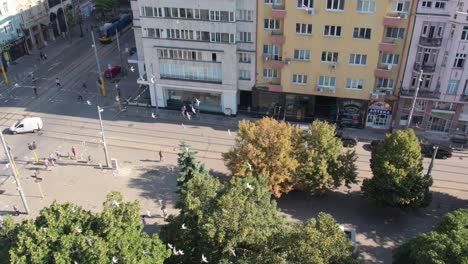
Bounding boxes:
223 118 357 197
162 153 357 263
222 118 300 197
0 192 170 264
393 209 468 264
362 129 432 209
177 141 207 191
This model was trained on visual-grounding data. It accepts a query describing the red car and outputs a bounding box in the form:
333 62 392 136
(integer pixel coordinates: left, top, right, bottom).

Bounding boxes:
104 66 121 78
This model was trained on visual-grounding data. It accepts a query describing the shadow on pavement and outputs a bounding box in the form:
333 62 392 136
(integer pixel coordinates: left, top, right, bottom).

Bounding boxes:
276 189 468 264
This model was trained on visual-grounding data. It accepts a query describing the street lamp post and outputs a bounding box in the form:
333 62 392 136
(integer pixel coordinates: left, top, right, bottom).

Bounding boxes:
91 31 106 96
427 145 439 177
0 132 30 214
115 30 125 76
97 106 111 168
407 69 424 129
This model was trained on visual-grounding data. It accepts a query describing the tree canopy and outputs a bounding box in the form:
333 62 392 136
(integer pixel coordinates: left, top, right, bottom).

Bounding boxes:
0 192 170 264
393 209 468 264
361 129 432 209
177 141 207 191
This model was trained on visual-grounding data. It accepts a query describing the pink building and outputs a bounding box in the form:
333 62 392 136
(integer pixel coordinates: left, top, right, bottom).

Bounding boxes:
395 0 468 137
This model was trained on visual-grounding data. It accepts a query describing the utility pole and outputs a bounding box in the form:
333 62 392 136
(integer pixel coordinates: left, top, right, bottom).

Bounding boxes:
150 62 159 114
427 145 439 177
0 132 30 214
91 31 106 96
1 65 8 85
97 106 111 167
407 69 424 129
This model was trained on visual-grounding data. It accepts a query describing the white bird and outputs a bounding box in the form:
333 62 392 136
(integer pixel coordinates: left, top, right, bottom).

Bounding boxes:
112 256 118 263
178 250 184 255
74 226 82 233
228 129 231 136
150 77 155 84
74 261 78 264
229 248 236 257
42 227 48 233
158 199 163 206
167 243 173 249
130 66 135 72
185 147 189 152
5 163 10 169
85 237 93 246
246 183 254 190
71 206 77 213
111 200 120 208
143 251 149 257
173 247 179 256
201 254 208 263
222 208 228 213
151 112 156 119
246 162 252 171
181 123 186 129
181 223 187 230
86 100 91 105
146 210 151 217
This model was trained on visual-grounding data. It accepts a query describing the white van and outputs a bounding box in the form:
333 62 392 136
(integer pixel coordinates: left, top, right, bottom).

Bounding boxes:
9 117 43 134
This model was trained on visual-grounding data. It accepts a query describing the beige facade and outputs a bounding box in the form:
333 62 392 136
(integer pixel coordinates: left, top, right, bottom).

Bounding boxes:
255 0 415 128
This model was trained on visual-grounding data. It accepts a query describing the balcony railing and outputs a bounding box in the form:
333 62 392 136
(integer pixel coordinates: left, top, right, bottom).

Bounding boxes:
160 74 222 84
272 5 286 19
400 89 441 99
419 36 442 47
413 63 436 73
270 31 285 45
272 4 285 10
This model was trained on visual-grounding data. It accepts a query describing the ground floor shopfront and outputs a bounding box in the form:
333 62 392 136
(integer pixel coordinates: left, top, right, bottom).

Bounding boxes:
1 36 28 68
248 88 392 129
394 97 467 135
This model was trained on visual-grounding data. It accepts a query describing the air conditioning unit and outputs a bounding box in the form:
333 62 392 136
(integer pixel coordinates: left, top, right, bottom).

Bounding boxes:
330 63 337 69
371 93 380 100
307 9 315 15
387 64 393 70
284 59 291 65
317 87 324 92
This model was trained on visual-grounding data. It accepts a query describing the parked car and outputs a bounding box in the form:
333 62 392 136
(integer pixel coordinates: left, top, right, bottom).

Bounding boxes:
104 66 121 78
370 140 382 149
420 144 453 159
336 134 358 148
9 117 43 134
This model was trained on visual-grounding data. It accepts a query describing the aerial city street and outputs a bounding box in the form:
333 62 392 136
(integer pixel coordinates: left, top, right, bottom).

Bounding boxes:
0 0 467 263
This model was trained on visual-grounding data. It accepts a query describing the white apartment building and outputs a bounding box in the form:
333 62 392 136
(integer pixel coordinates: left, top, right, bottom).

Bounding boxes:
130 0 256 115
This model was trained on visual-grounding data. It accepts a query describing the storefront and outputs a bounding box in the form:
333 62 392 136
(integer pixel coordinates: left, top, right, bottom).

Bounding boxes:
427 111 454 133
164 88 222 113
338 99 368 128
1 36 27 64
366 102 393 129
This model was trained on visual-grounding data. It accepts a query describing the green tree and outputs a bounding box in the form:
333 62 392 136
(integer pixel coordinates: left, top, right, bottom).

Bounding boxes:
177 141 207 190
362 129 432 209
65 5 79 29
0 192 170 264
393 209 468 264
284 213 358 264
295 120 358 195
222 117 300 198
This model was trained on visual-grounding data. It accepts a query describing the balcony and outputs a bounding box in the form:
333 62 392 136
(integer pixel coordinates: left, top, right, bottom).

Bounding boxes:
383 16 402 27
268 83 283 92
264 55 284 69
460 94 468 102
379 41 397 52
400 89 441 99
374 66 393 78
419 36 442 47
272 5 286 19
270 31 285 45
413 63 436 73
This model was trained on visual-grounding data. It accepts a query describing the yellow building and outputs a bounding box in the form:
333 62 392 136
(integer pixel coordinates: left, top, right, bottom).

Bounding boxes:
254 0 416 129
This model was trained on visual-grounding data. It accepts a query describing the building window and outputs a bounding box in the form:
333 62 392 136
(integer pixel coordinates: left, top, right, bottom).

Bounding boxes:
386 27 405 39
447 80 460 94
381 53 400 65
2 2 8 14
264 19 280 30
391 0 410 13
326 0 345 11
318 76 336 88
265 0 281 4
263 44 280 59
210 32 235 43
357 0 376 13
296 23 313 34
462 26 468 40
346 78 364 89
143 28 162 38
376 78 394 89
239 53 252 63
292 74 308 84
238 32 252 42
321 51 339 63
353 27 372 39
239 70 251 80
263 68 278 78
349 54 367 65
237 10 253 21
324 25 342 37
434 1 446 9
454 53 466 68
294 49 311 61
297 0 314 8
421 1 432 8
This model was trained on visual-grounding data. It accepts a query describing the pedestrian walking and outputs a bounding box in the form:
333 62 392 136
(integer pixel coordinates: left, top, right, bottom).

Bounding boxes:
159 150 164 162
43 158 49 170
48 153 56 166
71 146 77 159
141 215 147 225
33 87 38 97
82 82 87 91
161 203 167 219
13 205 20 216
43 53 47 60
39 52 44 60
76 91 83 103
55 77 61 88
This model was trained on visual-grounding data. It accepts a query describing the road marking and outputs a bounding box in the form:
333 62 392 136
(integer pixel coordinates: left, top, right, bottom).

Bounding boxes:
48 62 62 72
